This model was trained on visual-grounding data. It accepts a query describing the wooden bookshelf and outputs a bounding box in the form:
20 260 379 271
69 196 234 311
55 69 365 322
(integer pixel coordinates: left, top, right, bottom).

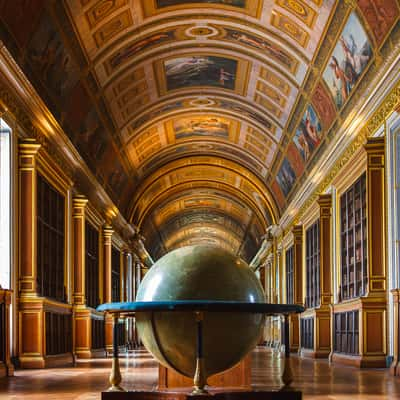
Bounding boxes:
339 173 367 301
111 247 121 303
37 173 66 303
300 317 314 350
45 311 72 356
85 221 100 309
91 317 105 350
305 220 320 308
286 246 294 304
334 311 359 355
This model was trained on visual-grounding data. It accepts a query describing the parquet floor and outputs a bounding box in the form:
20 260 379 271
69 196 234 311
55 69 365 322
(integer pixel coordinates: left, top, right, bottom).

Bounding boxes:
0 348 400 399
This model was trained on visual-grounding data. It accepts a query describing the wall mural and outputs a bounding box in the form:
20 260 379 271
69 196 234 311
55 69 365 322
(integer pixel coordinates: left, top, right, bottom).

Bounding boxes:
217 100 275 133
271 180 285 209
276 158 297 197
323 11 373 110
165 56 237 90
140 141 265 177
105 30 177 73
173 117 230 139
129 101 185 133
222 27 299 73
27 11 80 105
157 0 246 6
142 0 261 18
293 104 322 162
358 0 400 47
0 0 45 50
128 98 275 141
286 141 305 178
0 8 135 215
311 82 336 129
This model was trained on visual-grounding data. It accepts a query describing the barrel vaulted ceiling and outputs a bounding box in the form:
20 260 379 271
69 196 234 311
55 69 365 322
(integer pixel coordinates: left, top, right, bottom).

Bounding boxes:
0 1 399 260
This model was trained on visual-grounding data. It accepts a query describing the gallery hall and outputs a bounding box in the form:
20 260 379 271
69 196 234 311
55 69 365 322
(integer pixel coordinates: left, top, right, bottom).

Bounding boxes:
0 0 400 399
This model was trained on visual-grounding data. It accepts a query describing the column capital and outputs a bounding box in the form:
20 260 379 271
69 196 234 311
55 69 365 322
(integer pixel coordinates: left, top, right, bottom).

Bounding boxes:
103 224 114 237
266 253 274 266
73 195 88 208
18 138 41 155
72 195 88 219
364 136 385 153
292 225 302 243
318 193 332 208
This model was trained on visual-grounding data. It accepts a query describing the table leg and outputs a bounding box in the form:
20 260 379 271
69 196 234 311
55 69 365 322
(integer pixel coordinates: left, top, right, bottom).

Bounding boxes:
107 313 125 392
282 314 293 387
192 311 209 395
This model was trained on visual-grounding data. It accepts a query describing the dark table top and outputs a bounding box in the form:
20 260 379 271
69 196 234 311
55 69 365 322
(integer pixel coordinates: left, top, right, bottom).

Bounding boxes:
97 300 304 315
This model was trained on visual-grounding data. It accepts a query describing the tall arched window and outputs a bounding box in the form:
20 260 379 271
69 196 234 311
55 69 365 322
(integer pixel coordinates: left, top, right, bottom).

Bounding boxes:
387 113 400 361
0 118 11 289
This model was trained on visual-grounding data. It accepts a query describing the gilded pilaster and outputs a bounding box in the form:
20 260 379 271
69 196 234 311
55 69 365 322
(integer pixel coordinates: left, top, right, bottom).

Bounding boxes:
18 139 41 296
293 225 303 306
103 225 114 304
290 225 303 353
72 196 88 305
318 194 333 306
365 137 386 296
18 139 46 368
72 195 91 359
103 225 114 353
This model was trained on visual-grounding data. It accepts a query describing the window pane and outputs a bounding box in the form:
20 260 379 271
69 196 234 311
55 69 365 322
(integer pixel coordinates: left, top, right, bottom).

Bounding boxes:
0 119 11 289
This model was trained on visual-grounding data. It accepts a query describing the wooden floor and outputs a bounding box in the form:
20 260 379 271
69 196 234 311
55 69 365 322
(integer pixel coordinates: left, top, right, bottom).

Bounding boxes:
1 348 400 399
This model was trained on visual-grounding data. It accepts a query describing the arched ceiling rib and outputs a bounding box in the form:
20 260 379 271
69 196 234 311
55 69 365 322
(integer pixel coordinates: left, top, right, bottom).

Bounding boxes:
130 157 276 225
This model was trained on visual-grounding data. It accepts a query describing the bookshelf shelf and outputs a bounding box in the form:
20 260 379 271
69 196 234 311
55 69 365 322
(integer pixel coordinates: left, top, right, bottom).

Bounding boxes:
339 173 367 301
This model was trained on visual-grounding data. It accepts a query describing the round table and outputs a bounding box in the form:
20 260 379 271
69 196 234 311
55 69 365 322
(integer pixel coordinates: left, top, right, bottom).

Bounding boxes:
97 301 304 394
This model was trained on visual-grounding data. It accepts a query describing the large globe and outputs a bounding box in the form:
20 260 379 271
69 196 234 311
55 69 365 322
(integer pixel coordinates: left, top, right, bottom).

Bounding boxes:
136 245 265 378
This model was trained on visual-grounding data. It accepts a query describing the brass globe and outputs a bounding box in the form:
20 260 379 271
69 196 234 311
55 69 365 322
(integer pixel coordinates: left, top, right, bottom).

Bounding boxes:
136 245 265 378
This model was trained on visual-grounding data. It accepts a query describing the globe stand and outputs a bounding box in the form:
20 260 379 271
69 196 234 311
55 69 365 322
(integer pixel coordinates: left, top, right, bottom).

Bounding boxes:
191 312 209 395
281 315 293 387
100 301 304 400
107 313 126 393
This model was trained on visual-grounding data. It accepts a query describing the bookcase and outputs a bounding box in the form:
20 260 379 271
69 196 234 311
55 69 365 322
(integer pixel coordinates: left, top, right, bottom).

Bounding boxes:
286 246 294 304
111 247 121 303
37 173 66 303
334 310 359 355
339 173 367 301
300 317 314 350
305 220 320 308
85 221 100 309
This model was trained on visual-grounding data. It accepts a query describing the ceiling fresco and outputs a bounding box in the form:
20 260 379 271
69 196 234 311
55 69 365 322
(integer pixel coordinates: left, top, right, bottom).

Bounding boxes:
0 0 399 259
